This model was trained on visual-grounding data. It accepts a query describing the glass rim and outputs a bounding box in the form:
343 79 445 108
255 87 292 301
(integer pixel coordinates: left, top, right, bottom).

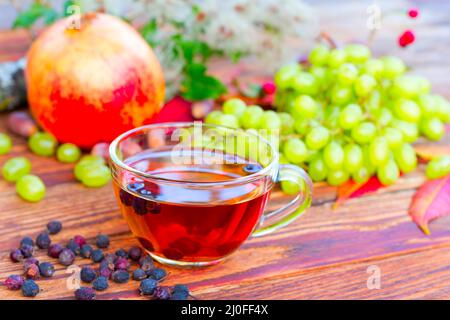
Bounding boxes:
108 122 279 187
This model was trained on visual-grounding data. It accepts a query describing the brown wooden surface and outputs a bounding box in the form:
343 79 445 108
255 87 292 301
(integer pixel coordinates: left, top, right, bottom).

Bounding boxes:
1 0 450 300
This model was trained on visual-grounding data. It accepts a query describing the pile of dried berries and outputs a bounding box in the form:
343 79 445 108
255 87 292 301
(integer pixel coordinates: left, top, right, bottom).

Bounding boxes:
1 220 190 300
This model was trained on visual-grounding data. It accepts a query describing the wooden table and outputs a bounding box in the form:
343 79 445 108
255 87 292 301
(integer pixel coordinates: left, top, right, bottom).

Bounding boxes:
1 0 450 300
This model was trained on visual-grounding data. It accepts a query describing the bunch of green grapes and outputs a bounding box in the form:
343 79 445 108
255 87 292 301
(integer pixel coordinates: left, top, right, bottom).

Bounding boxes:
205 44 450 187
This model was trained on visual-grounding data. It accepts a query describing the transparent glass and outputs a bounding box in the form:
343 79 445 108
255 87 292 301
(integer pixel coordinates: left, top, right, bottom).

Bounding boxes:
109 122 312 267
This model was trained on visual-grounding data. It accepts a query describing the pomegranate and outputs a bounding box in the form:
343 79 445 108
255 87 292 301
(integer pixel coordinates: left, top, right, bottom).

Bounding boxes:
26 13 165 149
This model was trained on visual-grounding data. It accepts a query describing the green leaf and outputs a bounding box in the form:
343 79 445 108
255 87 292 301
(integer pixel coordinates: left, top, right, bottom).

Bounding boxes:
140 19 159 47
13 3 59 29
63 0 80 17
181 63 227 101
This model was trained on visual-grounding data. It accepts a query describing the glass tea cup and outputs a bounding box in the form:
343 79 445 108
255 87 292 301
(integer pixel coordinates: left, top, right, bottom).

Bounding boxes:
109 122 312 267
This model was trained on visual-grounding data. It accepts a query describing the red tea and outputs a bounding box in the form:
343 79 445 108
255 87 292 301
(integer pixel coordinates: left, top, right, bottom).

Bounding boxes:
113 150 270 264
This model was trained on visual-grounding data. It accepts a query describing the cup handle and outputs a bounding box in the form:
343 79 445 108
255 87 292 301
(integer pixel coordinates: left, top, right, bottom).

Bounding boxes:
252 164 313 237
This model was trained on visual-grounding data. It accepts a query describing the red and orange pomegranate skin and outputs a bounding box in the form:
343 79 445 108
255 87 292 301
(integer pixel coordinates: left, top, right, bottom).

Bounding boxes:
26 13 165 149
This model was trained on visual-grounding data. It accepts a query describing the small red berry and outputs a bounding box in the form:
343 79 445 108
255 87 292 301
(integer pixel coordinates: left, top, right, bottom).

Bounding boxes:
262 81 276 95
408 8 419 18
398 30 415 48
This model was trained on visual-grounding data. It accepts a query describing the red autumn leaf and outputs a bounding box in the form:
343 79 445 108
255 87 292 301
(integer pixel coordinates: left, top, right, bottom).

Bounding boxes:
409 174 450 235
334 176 384 209
414 144 450 162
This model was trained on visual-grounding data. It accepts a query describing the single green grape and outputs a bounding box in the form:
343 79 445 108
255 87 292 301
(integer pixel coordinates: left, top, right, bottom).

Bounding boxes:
81 164 111 188
28 132 57 157
344 144 363 173
361 59 383 78
338 103 363 130
259 111 281 131
354 74 376 97
293 119 310 135
308 154 328 182
291 95 318 119
280 180 300 195
310 66 329 87
392 120 418 143
16 174 46 202
375 108 393 127
0 133 12 155
2 157 32 182
327 169 350 186
420 117 445 141
57 143 81 163
223 98 246 118
217 114 239 129
291 72 319 95
327 49 347 68
369 136 389 167
417 94 438 117
74 155 105 181
204 110 223 124
351 122 377 144
305 126 330 150
344 44 371 63
377 159 400 186
394 99 421 123
382 127 403 149
323 141 344 170
337 63 359 85
309 45 330 66
365 90 381 113
381 56 406 78
393 143 417 173
362 145 377 175
330 85 353 105
283 138 308 164
391 76 423 99
240 105 263 129
274 64 300 89
278 112 295 135
426 156 450 179
352 166 371 184
435 95 450 123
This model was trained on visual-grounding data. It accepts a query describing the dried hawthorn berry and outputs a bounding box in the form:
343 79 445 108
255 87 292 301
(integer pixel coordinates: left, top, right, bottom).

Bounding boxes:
96 234 110 248
114 257 130 271
22 279 39 297
127 182 145 192
75 287 96 300
46 220 62 235
20 236 34 248
10 249 24 262
39 262 55 278
24 263 39 279
139 255 154 272
80 244 93 259
47 243 64 258
66 239 80 255
147 268 167 281
59 249 75 266
20 244 34 258
73 235 86 247
243 163 263 174
80 266 97 283
111 270 129 283
91 249 104 263
153 286 171 300
3 275 25 290
139 278 157 295
36 232 51 249
98 263 113 279
128 246 142 261
173 284 189 296
171 292 188 300
119 189 133 206
115 248 127 258
92 276 109 291
132 268 147 281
